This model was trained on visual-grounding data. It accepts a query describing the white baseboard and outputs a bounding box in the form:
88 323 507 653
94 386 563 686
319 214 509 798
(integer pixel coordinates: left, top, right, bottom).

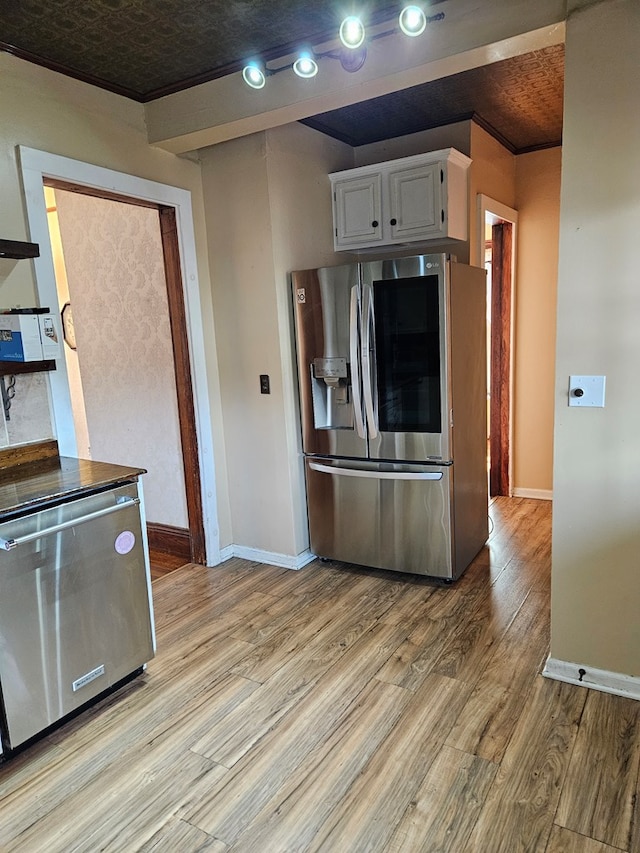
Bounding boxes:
542 656 640 701
217 544 316 571
218 545 234 562
512 488 553 501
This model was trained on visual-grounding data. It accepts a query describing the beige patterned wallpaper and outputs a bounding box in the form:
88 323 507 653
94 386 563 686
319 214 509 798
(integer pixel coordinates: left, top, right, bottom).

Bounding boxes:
54 189 188 529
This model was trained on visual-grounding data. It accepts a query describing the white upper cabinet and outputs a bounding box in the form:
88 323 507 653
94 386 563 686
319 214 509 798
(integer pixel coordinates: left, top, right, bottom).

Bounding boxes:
330 148 471 252
332 172 383 247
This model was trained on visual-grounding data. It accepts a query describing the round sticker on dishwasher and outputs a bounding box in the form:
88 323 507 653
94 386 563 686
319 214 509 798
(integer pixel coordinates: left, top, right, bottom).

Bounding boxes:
114 530 136 555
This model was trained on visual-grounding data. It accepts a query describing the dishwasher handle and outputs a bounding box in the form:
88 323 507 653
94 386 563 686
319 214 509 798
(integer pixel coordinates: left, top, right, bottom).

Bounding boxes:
0 496 140 551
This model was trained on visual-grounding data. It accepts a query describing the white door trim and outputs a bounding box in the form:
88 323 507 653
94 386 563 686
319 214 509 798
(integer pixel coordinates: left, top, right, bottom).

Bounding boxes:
17 146 221 566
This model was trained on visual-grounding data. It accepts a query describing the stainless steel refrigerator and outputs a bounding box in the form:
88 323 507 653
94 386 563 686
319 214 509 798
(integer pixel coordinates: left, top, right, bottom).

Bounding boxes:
291 253 488 580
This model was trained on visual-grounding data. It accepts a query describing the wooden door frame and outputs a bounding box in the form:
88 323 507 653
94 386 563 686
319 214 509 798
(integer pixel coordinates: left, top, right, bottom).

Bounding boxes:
19 146 219 565
489 221 512 497
158 206 205 562
475 194 518 497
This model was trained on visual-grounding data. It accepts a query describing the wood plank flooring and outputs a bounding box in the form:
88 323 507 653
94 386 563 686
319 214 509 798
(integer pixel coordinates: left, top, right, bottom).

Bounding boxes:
2 496 640 851
149 548 186 581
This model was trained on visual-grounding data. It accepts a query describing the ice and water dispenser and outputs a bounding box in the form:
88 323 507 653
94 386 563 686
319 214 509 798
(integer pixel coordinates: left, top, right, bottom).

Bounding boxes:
310 356 352 429
293 264 357 434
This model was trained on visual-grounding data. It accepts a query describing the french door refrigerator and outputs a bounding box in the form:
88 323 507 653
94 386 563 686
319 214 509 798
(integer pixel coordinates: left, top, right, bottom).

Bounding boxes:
291 254 488 580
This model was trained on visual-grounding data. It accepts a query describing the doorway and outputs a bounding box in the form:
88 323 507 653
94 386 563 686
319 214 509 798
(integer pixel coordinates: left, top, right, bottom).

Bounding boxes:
477 194 518 497
19 146 220 566
44 183 205 565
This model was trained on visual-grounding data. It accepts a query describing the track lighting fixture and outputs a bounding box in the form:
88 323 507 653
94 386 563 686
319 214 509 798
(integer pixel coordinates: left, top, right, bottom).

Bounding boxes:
242 61 267 89
398 5 427 37
338 45 368 73
339 15 366 49
293 51 319 78
240 4 444 90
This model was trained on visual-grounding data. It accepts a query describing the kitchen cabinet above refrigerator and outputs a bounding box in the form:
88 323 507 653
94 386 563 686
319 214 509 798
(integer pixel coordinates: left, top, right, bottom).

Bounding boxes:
329 148 471 252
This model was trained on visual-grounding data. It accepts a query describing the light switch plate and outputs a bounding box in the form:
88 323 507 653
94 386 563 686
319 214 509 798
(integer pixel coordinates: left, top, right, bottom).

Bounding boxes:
568 375 606 407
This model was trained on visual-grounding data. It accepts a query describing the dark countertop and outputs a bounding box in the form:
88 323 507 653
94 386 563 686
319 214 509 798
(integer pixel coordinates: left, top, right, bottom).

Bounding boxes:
0 456 146 521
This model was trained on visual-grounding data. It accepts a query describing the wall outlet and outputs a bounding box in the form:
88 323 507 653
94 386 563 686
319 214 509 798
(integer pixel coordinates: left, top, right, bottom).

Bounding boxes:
568 375 606 407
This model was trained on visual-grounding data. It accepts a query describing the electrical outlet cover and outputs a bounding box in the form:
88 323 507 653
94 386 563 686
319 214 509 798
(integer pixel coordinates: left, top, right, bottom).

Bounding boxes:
568 375 606 407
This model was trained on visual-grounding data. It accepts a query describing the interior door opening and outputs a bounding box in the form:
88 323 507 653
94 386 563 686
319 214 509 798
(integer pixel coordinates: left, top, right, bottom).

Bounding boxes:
478 195 518 498
43 181 205 565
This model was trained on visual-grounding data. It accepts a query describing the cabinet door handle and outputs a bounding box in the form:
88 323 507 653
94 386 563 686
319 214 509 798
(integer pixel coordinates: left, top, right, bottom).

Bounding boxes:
390 218 397 226
371 220 379 228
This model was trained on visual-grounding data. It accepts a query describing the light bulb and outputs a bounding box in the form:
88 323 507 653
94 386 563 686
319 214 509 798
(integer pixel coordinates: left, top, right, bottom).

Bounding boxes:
399 5 427 37
242 62 266 89
293 52 318 78
339 15 365 49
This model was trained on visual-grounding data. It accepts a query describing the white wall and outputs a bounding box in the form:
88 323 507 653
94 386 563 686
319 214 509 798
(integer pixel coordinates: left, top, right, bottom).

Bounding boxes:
266 123 356 554
514 148 561 496
551 0 640 676
469 124 517 266
200 133 284 557
199 114 563 559
354 122 471 166
0 52 231 549
200 123 352 561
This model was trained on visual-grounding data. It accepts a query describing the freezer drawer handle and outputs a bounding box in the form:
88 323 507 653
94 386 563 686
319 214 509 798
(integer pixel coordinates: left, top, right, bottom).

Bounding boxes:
0 496 140 551
309 462 443 481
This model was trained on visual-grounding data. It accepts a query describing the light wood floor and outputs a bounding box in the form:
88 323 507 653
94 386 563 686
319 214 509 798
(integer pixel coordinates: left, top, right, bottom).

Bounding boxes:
2 497 640 852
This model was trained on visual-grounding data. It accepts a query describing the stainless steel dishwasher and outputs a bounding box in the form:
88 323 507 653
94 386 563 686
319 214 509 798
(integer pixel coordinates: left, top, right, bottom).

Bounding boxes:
0 480 155 750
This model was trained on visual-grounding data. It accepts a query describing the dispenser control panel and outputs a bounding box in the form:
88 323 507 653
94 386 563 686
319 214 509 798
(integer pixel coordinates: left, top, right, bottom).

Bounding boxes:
313 357 347 380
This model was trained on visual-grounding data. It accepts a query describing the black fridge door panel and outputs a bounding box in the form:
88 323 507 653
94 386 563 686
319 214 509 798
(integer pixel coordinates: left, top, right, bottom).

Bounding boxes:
360 255 451 462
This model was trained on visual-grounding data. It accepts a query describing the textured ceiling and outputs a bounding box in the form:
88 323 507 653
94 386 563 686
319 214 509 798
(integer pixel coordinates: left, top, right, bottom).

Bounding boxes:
0 0 564 153
302 45 564 152
0 0 397 99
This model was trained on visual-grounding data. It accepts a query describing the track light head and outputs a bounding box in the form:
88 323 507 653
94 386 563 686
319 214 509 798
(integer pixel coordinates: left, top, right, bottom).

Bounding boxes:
241 4 439 92
242 61 267 89
293 51 319 78
339 15 366 49
399 5 427 37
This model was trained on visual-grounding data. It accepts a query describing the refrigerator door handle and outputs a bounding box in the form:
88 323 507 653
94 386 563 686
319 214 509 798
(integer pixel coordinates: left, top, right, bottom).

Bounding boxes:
309 461 443 481
361 284 378 438
349 285 367 440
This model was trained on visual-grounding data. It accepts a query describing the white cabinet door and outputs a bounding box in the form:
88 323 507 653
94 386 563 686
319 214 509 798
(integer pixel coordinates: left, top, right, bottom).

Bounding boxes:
388 162 443 242
333 173 383 248
330 148 470 252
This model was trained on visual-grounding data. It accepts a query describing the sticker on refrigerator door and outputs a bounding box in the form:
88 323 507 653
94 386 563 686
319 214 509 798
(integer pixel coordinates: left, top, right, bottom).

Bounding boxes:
114 530 136 555
296 288 306 303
